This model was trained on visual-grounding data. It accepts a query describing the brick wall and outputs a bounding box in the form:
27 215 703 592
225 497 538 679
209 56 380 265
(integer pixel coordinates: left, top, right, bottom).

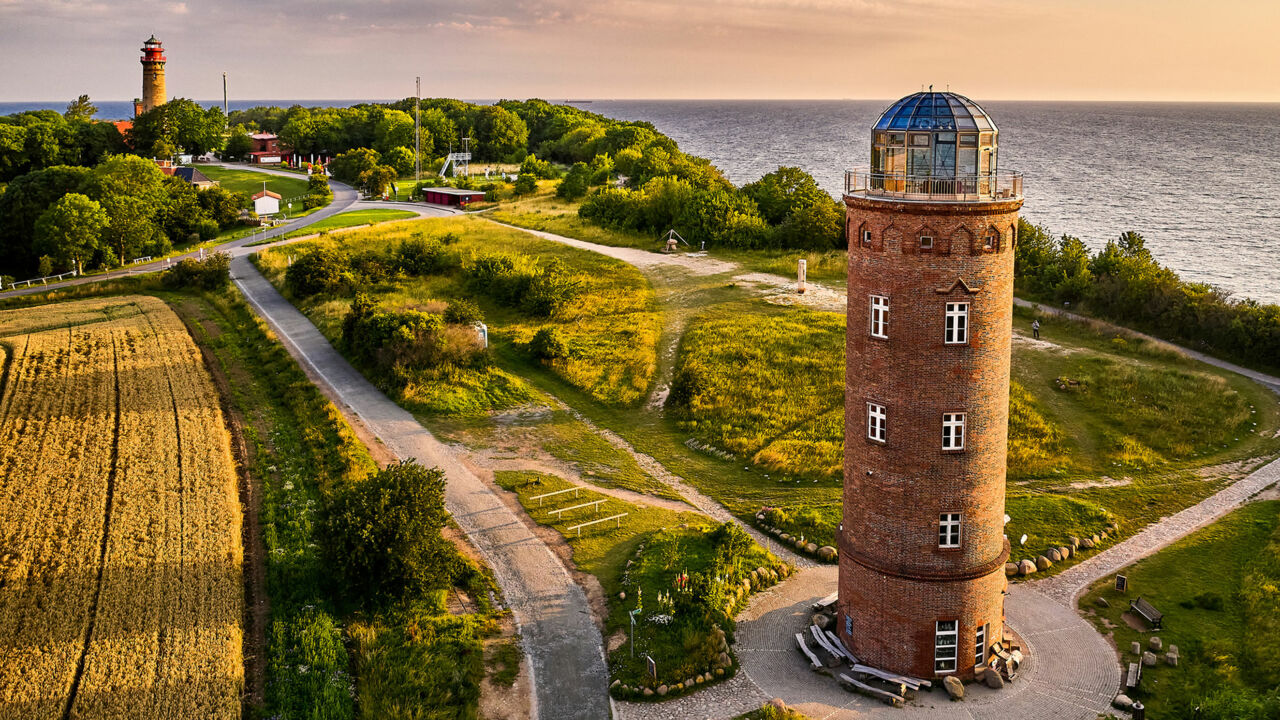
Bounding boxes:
837 195 1021 681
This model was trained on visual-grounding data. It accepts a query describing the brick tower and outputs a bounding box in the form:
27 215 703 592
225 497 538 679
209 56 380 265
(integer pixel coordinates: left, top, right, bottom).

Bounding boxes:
837 91 1023 681
137 35 167 115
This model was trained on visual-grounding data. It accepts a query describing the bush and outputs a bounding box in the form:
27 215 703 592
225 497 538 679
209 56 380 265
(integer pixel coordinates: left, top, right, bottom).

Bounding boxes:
528 327 571 361
519 154 559 179
193 218 219 241
285 248 354 297
394 234 458 275
556 162 592 200
521 258 578 317
444 298 483 325
163 252 230 290
320 461 463 602
513 173 538 196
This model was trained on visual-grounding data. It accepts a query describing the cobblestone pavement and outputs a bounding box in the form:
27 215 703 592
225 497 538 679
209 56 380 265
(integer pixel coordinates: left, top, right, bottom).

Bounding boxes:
232 259 609 720
617 567 1119 720
1034 454 1280 606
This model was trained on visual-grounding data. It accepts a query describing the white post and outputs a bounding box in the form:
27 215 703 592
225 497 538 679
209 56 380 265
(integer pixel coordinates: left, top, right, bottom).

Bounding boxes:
798 259 808 294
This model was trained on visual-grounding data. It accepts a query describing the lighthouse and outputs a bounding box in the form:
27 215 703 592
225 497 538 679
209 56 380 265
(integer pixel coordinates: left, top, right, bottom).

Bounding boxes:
838 91 1023 681
136 35 167 116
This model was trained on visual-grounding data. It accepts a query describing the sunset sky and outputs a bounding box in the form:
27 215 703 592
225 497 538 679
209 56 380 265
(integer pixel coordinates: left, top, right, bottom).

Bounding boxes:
2 0 1277 103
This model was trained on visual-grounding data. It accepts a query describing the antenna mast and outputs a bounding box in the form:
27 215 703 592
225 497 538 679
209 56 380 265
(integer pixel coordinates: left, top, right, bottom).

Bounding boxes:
414 76 421 183
222 72 228 127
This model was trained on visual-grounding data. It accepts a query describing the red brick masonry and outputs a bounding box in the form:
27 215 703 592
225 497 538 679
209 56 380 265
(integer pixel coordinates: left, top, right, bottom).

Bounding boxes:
839 195 1023 680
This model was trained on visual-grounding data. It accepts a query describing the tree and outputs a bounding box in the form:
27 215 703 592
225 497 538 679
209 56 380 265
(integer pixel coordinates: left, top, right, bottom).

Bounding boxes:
198 185 247 228
373 109 416 155
357 165 397 197
329 147 381 184
774 199 844 250
743 166 831 225
320 461 461 601
471 105 528 161
513 172 537 196
130 99 225 157
556 162 591 199
384 146 416 176
89 155 167 263
222 125 254 161
0 164 92 275
64 95 97 121
33 193 106 274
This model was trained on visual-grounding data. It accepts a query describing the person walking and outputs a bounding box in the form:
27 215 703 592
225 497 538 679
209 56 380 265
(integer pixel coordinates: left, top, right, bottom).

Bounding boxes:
1032 319 1041 340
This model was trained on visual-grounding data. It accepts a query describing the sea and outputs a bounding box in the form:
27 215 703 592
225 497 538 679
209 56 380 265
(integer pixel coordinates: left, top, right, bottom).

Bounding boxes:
5 98 1278 305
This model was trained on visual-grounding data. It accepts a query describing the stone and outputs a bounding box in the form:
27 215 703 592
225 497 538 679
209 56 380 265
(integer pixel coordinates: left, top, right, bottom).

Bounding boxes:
684 677 695 688
1005 562 1019 577
813 613 832 630
1018 559 1037 575
781 534 792 543
696 674 705 684
1091 534 1102 545
1168 644 1179 656
619 592 626 601
805 542 818 554
1081 537 1096 549
657 684 668 696
610 679 621 689
1142 651 1157 667
1046 548 1062 562
818 546 838 561
768 698 787 710
1148 636 1163 652
1068 535 1080 549
1060 546 1072 559
718 652 731 667
1096 597 1110 608
1113 694 1134 711
715 667 725 677
983 667 1004 689
793 538 806 549
1130 641 1142 655
1165 652 1179 667
643 688 654 697
944 675 964 700
1036 555 1052 570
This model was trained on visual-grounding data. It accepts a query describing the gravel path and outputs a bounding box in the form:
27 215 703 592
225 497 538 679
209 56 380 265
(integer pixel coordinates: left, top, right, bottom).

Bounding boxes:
485 220 738 275
617 566 1119 720
1033 455 1280 606
230 257 610 720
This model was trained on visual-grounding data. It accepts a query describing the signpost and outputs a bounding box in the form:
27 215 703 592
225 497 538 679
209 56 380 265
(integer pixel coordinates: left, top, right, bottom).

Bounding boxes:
1115 574 1128 593
645 654 656 684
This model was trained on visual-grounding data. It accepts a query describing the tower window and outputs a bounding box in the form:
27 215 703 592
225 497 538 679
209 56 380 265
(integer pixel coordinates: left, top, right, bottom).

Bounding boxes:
945 303 969 344
942 413 966 450
984 232 998 251
920 235 934 250
867 403 887 443
934 620 958 673
939 513 962 548
862 229 873 246
869 295 889 339
975 623 989 667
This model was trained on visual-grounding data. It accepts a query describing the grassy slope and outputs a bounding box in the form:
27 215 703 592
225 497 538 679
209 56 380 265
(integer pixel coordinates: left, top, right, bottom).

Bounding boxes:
1081 501 1280 717
198 165 310 202
270 209 420 242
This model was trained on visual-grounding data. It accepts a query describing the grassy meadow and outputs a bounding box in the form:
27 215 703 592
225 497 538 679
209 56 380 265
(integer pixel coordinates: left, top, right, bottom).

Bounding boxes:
1081 501 1280 719
255 215 661 410
269 208 420 242
198 165 310 203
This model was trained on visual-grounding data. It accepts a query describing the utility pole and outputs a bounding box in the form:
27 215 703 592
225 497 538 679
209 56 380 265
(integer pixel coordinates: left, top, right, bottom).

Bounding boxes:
222 72 228 127
414 76 421 184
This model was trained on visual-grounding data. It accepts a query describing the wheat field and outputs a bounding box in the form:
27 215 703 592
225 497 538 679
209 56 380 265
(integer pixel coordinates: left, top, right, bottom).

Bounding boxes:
0 296 243 719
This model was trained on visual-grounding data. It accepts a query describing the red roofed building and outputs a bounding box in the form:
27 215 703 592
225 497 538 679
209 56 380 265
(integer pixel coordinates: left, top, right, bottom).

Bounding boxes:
248 133 286 165
252 189 281 215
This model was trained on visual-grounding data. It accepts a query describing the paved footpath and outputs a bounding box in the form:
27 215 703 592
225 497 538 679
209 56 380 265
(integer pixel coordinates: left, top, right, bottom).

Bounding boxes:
230 256 609 720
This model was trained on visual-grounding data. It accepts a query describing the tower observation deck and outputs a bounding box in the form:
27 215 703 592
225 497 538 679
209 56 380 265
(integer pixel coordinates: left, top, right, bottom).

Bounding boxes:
838 91 1022 682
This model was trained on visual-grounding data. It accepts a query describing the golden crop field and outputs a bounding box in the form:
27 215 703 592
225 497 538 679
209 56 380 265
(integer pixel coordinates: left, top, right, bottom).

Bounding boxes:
0 296 243 719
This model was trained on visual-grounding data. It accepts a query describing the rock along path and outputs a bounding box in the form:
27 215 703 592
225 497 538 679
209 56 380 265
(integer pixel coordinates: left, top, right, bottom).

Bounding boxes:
230 255 609 720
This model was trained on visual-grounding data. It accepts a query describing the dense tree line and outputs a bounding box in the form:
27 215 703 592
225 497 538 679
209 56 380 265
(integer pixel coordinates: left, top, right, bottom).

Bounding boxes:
0 154 247 278
0 98 127 181
1015 220 1280 372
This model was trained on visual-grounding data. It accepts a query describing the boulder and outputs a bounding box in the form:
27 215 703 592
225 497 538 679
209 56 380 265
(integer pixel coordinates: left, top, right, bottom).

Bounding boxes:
610 679 621 689
1091 534 1102 545
781 534 792 543
793 538 806 549
1018 559 1037 576
715 667 725 677
1148 636 1163 652
1059 546 1072 559
768 698 787 710
1142 651 1157 667
1096 597 1110 608
1081 537 1096 549
1130 641 1142 655
818 546 838 561
619 592 626 601
1068 535 1081 549
695 674 705 684
944 675 964 700
1113 693 1134 711
718 652 731 667
1165 652 1179 667
983 667 1004 689
684 677 695 688
813 613 832 630
1168 644 1179 657
1046 548 1062 562
643 687 654 697
1036 555 1053 570
657 684 668 696
1100 530 1108 540
1005 562 1019 577
805 542 819 554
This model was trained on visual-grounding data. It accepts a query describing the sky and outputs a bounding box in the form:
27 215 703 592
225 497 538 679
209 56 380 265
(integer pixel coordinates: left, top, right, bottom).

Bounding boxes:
2 0 1278 103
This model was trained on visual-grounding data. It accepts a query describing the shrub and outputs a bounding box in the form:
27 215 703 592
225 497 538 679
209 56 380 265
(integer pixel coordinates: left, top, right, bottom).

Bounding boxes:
395 234 458 275
556 162 592 199
193 218 219 242
163 252 230 290
348 249 400 284
513 173 537 196
320 461 463 602
521 258 578 317
519 154 559 179
528 327 570 361
444 298 483 325
285 247 354 298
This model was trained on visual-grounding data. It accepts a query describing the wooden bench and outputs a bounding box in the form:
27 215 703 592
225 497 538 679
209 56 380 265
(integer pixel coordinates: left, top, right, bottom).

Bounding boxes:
1126 661 1142 690
795 633 822 670
1130 596 1163 629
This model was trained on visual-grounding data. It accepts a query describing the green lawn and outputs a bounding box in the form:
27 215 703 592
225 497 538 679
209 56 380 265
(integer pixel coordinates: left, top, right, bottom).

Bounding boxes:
197 164 310 203
256 209 421 244
1081 501 1280 719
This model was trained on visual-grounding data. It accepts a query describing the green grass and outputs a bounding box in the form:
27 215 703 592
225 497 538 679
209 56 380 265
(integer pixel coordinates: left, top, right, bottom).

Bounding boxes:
494 471 781 694
489 183 661 252
254 215 661 409
261 209 421 244
486 637 522 688
198 164 310 203
1081 501 1280 718
735 704 811 720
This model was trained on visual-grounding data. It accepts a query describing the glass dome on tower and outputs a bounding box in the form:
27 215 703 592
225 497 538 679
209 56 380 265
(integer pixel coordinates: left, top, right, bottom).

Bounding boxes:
846 90 1020 201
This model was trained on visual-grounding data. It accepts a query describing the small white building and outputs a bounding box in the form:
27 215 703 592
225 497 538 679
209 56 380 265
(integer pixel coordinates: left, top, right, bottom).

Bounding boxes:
252 189 281 216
